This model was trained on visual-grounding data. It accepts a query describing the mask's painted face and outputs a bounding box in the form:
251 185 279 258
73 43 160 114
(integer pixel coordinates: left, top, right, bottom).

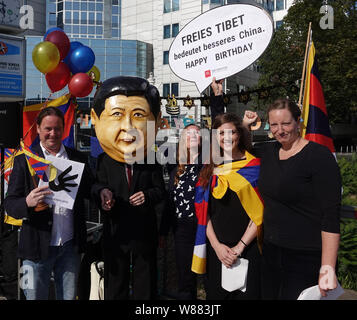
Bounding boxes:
91 94 159 163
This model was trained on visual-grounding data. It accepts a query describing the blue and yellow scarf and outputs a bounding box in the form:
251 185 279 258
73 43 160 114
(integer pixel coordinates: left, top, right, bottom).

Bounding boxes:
191 151 264 274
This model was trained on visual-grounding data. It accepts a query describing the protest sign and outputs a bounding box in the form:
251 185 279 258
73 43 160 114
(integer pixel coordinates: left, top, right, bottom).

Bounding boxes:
168 4 273 93
39 156 84 210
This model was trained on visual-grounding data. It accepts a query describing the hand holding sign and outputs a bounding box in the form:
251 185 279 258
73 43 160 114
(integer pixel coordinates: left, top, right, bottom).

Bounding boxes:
168 4 273 93
49 165 78 192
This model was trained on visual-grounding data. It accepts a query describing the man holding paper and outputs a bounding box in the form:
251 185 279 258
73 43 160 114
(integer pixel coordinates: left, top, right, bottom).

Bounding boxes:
4 107 94 300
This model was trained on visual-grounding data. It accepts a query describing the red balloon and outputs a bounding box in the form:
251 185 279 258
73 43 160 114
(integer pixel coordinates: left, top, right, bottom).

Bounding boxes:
45 30 70 60
68 73 93 97
45 62 71 93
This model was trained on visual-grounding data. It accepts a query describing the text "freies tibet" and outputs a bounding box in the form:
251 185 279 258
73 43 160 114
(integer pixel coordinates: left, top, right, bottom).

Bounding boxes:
181 14 245 46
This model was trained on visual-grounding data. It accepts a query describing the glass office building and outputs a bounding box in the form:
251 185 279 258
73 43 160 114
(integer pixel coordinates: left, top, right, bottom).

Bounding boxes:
46 0 121 39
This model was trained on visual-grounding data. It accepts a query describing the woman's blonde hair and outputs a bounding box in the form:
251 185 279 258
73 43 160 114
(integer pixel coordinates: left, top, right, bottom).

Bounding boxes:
174 123 201 185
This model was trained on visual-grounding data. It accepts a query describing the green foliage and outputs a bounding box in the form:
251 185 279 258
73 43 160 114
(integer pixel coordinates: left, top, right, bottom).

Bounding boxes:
338 218 357 290
337 154 357 206
257 0 357 123
336 155 357 290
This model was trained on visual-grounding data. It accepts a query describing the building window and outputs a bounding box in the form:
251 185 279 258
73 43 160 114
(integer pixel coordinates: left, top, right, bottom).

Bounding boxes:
172 0 179 11
57 1 63 12
73 11 79 24
163 51 169 64
261 0 274 13
65 11 71 24
163 83 170 97
210 0 222 4
81 11 87 24
172 23 179 37
202 0 209 4
276 20 283 29
171 83 179 96
163 83 179 97
89 2 95 11
164 0 171 13
89 12 95 24
163 25 171 39
276 0 285 11
65 1 72 10
81 2 87 11
163 24 179 39
164 0 179 13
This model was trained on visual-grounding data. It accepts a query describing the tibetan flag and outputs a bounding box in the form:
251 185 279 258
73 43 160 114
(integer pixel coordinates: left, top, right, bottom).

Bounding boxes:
3 148 16 183
301 41 335 153
23 93 76 149
191 151 264 274
1 148 23 183
191 175 216 274
20 140 56 182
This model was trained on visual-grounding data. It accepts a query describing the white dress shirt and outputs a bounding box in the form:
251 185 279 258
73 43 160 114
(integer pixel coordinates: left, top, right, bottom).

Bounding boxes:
40 142 74 246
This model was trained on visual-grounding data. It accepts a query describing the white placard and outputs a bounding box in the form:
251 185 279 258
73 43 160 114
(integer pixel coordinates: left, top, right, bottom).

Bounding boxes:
168 4 273 93
39 156 85 210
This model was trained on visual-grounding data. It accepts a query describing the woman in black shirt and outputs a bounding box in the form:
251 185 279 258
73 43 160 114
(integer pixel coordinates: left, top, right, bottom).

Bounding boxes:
245 99 341 299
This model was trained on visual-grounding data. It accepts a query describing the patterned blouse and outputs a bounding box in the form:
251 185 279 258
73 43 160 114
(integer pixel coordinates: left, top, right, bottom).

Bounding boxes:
173 164 201 219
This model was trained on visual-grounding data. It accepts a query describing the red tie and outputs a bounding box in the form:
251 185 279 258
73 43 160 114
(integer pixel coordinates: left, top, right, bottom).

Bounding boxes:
126 165 132 188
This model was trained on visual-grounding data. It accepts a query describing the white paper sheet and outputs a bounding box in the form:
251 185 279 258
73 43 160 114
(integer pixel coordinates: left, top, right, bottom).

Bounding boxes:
221 258 249 292
297 282 344 300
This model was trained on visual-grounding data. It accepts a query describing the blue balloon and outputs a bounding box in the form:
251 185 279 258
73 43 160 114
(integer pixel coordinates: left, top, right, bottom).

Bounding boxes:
63 41 83 65
43 27 64 41
68 46 95 74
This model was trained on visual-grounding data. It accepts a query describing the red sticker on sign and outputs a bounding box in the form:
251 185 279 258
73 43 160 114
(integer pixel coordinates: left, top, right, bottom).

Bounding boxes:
0 42 8 55
205 70 211 78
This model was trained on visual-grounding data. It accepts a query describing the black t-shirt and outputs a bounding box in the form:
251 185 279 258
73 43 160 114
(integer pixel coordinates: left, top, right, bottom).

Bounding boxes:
256 141 341 251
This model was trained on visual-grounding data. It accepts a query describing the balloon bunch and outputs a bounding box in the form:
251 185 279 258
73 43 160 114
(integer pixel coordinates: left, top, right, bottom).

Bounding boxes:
32 27 101 98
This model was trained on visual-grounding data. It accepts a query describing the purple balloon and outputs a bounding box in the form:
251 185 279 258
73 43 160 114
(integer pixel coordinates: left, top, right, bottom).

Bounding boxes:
68 45 95 74
63 41 83 65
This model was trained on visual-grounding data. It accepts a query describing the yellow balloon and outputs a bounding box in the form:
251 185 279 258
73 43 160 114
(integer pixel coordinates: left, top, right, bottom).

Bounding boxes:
87 65 101 84
32 41 60 74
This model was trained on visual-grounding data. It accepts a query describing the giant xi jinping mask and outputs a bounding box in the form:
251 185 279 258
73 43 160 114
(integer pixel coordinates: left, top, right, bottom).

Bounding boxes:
91 76 162 164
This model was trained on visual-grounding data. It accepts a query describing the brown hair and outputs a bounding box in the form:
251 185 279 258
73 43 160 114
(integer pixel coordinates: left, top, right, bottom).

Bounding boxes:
36 106 65 127
199 113 252 188
174 123 201 186
267 98 301 122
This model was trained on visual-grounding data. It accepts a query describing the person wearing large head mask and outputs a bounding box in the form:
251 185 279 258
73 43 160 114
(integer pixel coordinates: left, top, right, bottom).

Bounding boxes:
91 76 166 300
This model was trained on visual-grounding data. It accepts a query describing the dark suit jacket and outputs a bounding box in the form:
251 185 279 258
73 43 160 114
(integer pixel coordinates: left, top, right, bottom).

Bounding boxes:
91 153 166 252
4 143 94 261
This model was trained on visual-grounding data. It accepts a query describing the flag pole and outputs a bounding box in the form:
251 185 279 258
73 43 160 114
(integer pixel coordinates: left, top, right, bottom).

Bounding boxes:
298 22 312 111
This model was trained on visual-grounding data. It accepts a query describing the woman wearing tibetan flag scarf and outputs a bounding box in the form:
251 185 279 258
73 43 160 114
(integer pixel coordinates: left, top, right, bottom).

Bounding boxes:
195 113 264 300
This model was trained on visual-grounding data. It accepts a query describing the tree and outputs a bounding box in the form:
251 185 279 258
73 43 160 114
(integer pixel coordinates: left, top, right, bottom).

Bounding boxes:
257 0 357 123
